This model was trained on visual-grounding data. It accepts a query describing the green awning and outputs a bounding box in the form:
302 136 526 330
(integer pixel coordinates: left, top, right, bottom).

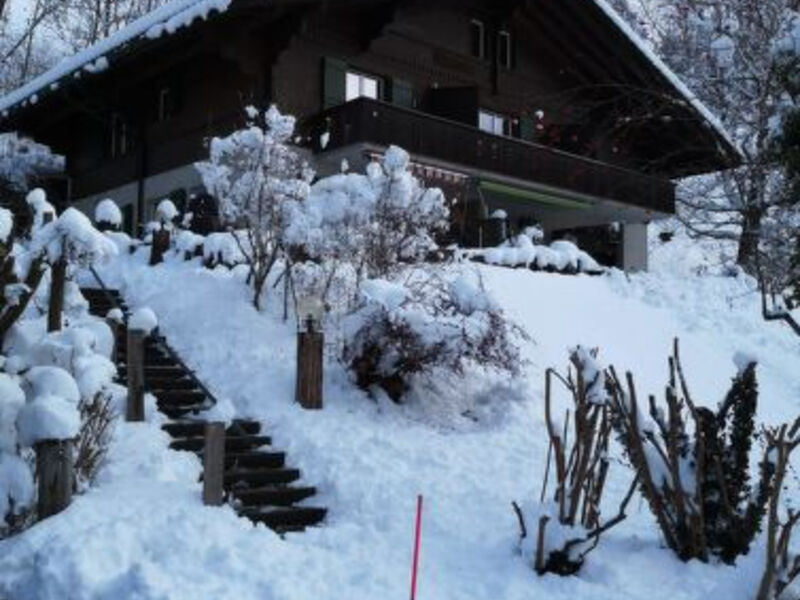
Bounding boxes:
478 180 593 210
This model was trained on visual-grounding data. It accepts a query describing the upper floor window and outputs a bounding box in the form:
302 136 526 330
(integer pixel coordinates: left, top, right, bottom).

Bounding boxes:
497 30 513 68
346 71 381 101
479 109 511 137
157 86 176 122
110 112 129 158
470 19 488 60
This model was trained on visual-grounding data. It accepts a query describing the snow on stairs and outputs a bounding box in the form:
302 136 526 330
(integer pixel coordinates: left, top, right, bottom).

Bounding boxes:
81 287 327 534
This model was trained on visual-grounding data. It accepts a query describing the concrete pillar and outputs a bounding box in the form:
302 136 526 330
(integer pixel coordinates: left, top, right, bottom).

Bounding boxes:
621 223 649 272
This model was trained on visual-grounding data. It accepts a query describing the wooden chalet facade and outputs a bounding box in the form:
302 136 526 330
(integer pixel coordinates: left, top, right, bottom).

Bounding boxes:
0 0 740 270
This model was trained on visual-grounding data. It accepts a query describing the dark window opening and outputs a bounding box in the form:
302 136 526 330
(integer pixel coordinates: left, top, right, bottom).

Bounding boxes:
110 113 129 158
157 86 175 122
470 19 487 59
498 30 513 69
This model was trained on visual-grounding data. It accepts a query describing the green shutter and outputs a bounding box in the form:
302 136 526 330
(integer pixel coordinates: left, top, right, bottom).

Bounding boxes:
389 78 414 108
519 115 535 141
322 57 347 109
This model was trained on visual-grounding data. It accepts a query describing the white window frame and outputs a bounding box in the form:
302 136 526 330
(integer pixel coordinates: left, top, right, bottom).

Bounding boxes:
479 109 510 137
345 70 381 101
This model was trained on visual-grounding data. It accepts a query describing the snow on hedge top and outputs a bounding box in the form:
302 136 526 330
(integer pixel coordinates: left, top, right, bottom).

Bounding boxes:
16 395 81 446
30 207 118 264
0 0 231 116
129 307 158 334
592 0 739 155
94 198 122 226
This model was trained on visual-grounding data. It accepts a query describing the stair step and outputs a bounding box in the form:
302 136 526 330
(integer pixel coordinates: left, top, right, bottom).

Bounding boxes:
223 451 285 469
161 404 207 419
170 434 271 453
142 377 198 391
119 366 187 376
162 420 261 438
155 390 208 406
233 485 315 507
238 506 326 530
225 467 299 487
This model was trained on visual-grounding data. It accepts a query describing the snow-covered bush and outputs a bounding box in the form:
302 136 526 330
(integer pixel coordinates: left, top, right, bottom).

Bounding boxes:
341 270 523 402
514 348 634 576
196 105 311 309
93 198 122 232
474 236 602 274
0 133 64 192
202 231 248 268
607 342 772 564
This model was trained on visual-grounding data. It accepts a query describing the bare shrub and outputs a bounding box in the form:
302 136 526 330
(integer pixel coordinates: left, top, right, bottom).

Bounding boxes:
513 349 636 576
74 393 115 487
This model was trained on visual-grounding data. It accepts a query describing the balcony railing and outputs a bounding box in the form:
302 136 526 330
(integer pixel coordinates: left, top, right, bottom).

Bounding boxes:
305 97 675 214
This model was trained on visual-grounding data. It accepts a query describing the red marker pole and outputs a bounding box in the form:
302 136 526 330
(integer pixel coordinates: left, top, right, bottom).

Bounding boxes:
410 494 424 600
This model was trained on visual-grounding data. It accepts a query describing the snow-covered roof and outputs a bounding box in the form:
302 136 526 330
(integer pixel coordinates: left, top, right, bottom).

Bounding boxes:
591 0 740 157
0 0 231 117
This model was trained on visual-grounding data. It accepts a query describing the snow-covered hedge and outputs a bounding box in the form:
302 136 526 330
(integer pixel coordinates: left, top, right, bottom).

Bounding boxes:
341 270 524 402
470 236 603 274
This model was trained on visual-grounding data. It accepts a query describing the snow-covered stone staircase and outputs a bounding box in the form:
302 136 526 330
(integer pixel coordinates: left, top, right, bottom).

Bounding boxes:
81 286 327 533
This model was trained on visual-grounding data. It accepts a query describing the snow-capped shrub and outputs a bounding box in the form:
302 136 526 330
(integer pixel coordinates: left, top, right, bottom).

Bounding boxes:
196 105 311 309
93 199 122 232
29 207 117 267
475 236 602 274
174 230 204 260
607 341 772 564
341 270 523 402
202 231 247 268
514 349 633 576
0 134 64 192
155 199 178 226
26 188 55 232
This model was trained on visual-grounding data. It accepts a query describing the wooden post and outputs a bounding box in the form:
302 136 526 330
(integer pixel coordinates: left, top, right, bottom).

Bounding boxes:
296 317 323 410
126 328 146 422
47 257 67 332
105 317 119 364
203 422 225 506
150 227 170 265
36 439 74 519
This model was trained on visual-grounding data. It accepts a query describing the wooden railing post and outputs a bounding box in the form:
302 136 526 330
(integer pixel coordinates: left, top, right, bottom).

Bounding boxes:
47 256 67 332
126 328 145 422
203 422 225 506
36 439 74 518
150 228 170 266
296 317 323 410
106 316 119 364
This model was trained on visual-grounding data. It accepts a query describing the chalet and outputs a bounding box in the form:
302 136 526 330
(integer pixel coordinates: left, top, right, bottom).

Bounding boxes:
0 0 740 271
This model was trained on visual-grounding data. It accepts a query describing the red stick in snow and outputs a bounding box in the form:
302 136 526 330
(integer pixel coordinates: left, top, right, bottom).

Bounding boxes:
410 494 424 600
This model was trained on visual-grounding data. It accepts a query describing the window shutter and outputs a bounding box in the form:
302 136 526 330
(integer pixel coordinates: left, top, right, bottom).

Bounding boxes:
519 115 535 141
389 78 414 108
322 57 348 109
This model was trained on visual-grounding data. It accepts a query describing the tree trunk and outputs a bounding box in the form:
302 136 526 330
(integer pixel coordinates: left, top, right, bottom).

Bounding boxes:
47 257 67 332
737 207 763 275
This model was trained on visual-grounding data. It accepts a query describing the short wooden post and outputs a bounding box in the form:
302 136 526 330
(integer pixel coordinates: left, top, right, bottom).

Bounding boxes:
296 317 323 410
47 257 67 332
149 228 170 265
126 328 146 422
203 422 225 506
105 316 119 364
36 439 74 519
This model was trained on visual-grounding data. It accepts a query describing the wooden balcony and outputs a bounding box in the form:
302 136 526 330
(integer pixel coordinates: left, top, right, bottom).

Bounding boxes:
305 98 675 215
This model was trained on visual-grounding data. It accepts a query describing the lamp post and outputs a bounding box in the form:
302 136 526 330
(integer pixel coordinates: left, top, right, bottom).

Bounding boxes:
295 295 324 410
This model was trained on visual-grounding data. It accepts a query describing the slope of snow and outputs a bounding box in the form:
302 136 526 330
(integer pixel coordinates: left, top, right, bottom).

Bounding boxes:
1 240 798 599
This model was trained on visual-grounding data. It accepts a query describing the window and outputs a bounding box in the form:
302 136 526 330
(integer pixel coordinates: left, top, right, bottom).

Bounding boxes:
110 112 128 158
157 86 175 122
497 30 512 68
470 19 486 59
345 71 381 101
479 109 512 137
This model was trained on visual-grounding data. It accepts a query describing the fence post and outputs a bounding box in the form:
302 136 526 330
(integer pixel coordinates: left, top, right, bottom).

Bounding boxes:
296 316 323 410
150 228 170 266
106 316 119 364
203 422 225 506
126 328 145 422
36 439 74 518
47 257 67 332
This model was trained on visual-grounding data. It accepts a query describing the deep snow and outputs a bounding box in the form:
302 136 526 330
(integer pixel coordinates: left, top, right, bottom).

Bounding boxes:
0 231 798 600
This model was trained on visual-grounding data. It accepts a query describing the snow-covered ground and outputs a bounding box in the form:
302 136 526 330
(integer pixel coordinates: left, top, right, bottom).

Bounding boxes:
1 229 798 600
